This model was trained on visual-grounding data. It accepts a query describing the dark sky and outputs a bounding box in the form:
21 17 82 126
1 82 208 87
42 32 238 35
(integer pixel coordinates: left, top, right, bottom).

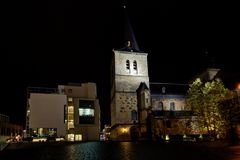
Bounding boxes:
1 0 240 127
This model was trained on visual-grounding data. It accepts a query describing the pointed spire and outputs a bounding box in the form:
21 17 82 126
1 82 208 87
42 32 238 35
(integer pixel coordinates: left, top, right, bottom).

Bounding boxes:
118 4 140 52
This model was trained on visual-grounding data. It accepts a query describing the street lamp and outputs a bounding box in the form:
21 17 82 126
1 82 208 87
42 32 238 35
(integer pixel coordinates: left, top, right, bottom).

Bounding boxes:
237 83 240 90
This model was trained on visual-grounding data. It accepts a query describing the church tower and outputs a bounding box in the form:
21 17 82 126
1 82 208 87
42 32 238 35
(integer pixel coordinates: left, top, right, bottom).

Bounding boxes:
110 6 150 128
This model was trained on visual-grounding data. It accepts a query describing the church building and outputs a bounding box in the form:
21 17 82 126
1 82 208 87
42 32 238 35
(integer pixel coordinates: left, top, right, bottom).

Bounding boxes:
110 6 151 140
109 6 203 141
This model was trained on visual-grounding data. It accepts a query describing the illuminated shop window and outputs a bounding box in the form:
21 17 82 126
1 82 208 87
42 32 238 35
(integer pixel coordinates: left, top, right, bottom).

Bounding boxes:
67 134 74 141
75 134 82 141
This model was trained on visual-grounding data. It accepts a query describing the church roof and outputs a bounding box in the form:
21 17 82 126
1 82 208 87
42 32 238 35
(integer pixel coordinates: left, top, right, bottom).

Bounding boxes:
189 68 220 84
150 82 189 95
211 69 240 90
136 82 149 92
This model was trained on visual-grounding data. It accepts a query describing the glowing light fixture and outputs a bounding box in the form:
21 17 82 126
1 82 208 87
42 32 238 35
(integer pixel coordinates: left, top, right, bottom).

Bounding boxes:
165 134 170 141
121 128 128 133
237 83 240 90
183 134 187 138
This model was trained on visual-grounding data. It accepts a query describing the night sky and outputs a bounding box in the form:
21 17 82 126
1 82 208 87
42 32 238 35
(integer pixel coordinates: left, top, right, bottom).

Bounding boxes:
1 0 240 127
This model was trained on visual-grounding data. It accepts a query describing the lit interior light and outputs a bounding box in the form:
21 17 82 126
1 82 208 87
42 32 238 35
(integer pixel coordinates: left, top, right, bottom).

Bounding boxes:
79 108 94 116
165 134 170 141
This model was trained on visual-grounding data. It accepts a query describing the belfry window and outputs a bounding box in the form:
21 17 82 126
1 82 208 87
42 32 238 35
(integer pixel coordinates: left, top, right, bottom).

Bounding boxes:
133 60 137 70
126 60 130 70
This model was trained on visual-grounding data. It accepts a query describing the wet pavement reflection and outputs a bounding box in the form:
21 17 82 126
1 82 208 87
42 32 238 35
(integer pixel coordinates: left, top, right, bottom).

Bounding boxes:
0 141 238 160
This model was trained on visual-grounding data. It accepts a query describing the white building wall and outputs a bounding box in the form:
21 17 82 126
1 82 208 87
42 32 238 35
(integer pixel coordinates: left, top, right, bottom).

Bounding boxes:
58 82 97 99
29 93 67 137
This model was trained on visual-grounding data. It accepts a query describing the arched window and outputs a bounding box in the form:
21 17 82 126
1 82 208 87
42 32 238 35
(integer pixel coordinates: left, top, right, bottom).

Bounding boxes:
158 102 163 110
126 60 130 70
133 60 137 70
162 87 166 94
131 110 138 121
170 102 175 111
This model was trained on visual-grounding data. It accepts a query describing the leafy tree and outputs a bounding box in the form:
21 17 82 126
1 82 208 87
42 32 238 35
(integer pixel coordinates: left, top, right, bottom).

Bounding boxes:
219 90 240 143
186 78 229 139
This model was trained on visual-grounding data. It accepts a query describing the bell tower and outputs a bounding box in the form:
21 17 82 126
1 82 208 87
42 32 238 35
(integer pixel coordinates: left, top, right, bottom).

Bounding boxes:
110 6 150 127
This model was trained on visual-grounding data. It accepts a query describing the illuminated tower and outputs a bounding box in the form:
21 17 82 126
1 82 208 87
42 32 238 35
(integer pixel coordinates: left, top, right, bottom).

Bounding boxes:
110 6 150 128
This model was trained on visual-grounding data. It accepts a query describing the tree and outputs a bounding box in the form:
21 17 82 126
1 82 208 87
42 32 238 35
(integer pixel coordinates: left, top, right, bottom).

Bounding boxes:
186 78 229 139
219 91 240 144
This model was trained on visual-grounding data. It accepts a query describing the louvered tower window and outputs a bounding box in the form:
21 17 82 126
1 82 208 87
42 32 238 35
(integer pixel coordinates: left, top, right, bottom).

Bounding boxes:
126 60 130 70
133 60 137 70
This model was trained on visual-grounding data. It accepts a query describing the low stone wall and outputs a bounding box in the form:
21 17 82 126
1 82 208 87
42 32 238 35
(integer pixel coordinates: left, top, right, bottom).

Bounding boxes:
0 136 10 151
0 142 8 151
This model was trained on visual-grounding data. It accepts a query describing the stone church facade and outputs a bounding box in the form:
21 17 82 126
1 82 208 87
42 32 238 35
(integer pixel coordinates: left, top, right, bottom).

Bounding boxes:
149 84 199 141
109 48 200 141
109 6 200 141
110 49 151 140
111 50 150 125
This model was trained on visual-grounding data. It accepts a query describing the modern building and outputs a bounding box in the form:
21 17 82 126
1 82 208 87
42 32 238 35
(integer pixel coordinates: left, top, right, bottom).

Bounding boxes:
27 92 67 138
58 83 101 141
26 82 101 141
